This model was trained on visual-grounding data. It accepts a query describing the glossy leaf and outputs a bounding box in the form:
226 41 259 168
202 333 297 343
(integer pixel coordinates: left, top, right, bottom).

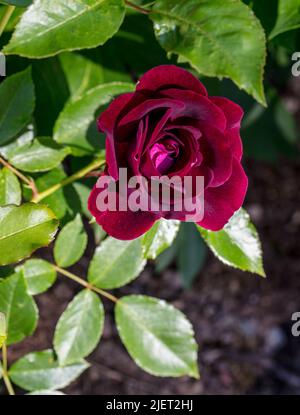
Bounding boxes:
0 167 21 206
4 0 126 58
20 259 57 295
59 52 106 99
269 0 300 39
0 124 34 160
54 290 104 365
116 295 199 378
0 6 24 32
198 209 265 277
0 68 35 145
0 203 58 266
143 219 180 260
9 349 89 391
151 0 266 105
54 214 87 268
54 82 134 155
88 237 146 289
7 137 70 173
28 390 65 395
28 167 69 220
0 272 38 345
0 312 6 348
0 1 32 6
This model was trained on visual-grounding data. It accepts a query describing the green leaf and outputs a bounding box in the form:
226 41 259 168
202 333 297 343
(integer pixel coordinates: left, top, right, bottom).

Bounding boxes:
151 0 266 105
59 52 106 99
0 272 38 345
7 137 70 173
88 237 146 289
4 0 126 58
177 223 207 288
54 290 104 365
0 6 24 32
54 82 134 155
0 312 6 348
54 214 87 268
0 203 59 266
198 209 265 277
32 57 70 137
9 349 89 391
116 295 199 378
142 219 180 260
0 124 34 160
27 390 65 395
0 1 32 6
269 0 300 39
27 167 69 220
0 68 35 145
0 167 21 206
20 259 57 295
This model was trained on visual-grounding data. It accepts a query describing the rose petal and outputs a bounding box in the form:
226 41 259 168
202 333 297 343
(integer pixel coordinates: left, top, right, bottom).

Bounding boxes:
197 159 248 231
88 183 158 240
98 92 135 135
210 97 244 130
160 89 227 131
118 98 185 127
199 124 233 187
137 65 207 96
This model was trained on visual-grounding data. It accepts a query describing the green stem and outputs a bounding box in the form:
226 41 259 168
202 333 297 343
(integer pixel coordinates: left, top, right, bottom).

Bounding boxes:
0 156 38 199
1 343 15 396
54 265 118 303
0 5 15 38
32 158 105 204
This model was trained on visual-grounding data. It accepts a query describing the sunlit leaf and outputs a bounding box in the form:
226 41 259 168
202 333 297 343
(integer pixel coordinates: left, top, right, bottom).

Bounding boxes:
4 0 126 58
151 0 266 105
0 203 58 266
198 209 265 277
54 290 104 365
116 295 199 378
0 272 38 345
9 349 89 391
88 237 146 289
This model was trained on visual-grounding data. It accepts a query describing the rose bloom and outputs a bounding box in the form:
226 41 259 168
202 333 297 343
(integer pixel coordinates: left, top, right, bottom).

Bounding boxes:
88 65 247 240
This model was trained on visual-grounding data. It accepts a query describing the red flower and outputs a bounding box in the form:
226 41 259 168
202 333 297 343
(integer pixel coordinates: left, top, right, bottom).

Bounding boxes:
88 65 248 240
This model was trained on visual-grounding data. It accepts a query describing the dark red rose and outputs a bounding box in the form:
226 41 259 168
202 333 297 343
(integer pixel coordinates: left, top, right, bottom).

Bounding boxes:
88 65 248 240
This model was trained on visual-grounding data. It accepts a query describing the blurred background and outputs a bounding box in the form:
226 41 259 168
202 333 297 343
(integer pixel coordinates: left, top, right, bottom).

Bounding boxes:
1 1 300 395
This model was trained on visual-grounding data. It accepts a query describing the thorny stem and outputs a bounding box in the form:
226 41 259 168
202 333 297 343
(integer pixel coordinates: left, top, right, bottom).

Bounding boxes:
125 1 150 15
1 343 15 396
54 266 118 303
0 5 15 38
0 156 38 199
31 158 105 204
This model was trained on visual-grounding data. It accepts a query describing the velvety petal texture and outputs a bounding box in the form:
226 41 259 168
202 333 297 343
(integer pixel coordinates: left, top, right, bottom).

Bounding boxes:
89 65 248 240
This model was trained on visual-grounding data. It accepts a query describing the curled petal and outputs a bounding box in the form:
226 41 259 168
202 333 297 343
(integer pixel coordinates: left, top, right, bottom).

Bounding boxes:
136 65 207 96
210 97 244 130
197 159 248 231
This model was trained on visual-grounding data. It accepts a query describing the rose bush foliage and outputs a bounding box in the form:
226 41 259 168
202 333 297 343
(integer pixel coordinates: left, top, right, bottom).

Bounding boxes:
0 0 297 395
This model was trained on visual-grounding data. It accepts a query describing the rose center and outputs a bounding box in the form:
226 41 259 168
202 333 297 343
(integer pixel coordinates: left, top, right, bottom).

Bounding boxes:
150 137 180 174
